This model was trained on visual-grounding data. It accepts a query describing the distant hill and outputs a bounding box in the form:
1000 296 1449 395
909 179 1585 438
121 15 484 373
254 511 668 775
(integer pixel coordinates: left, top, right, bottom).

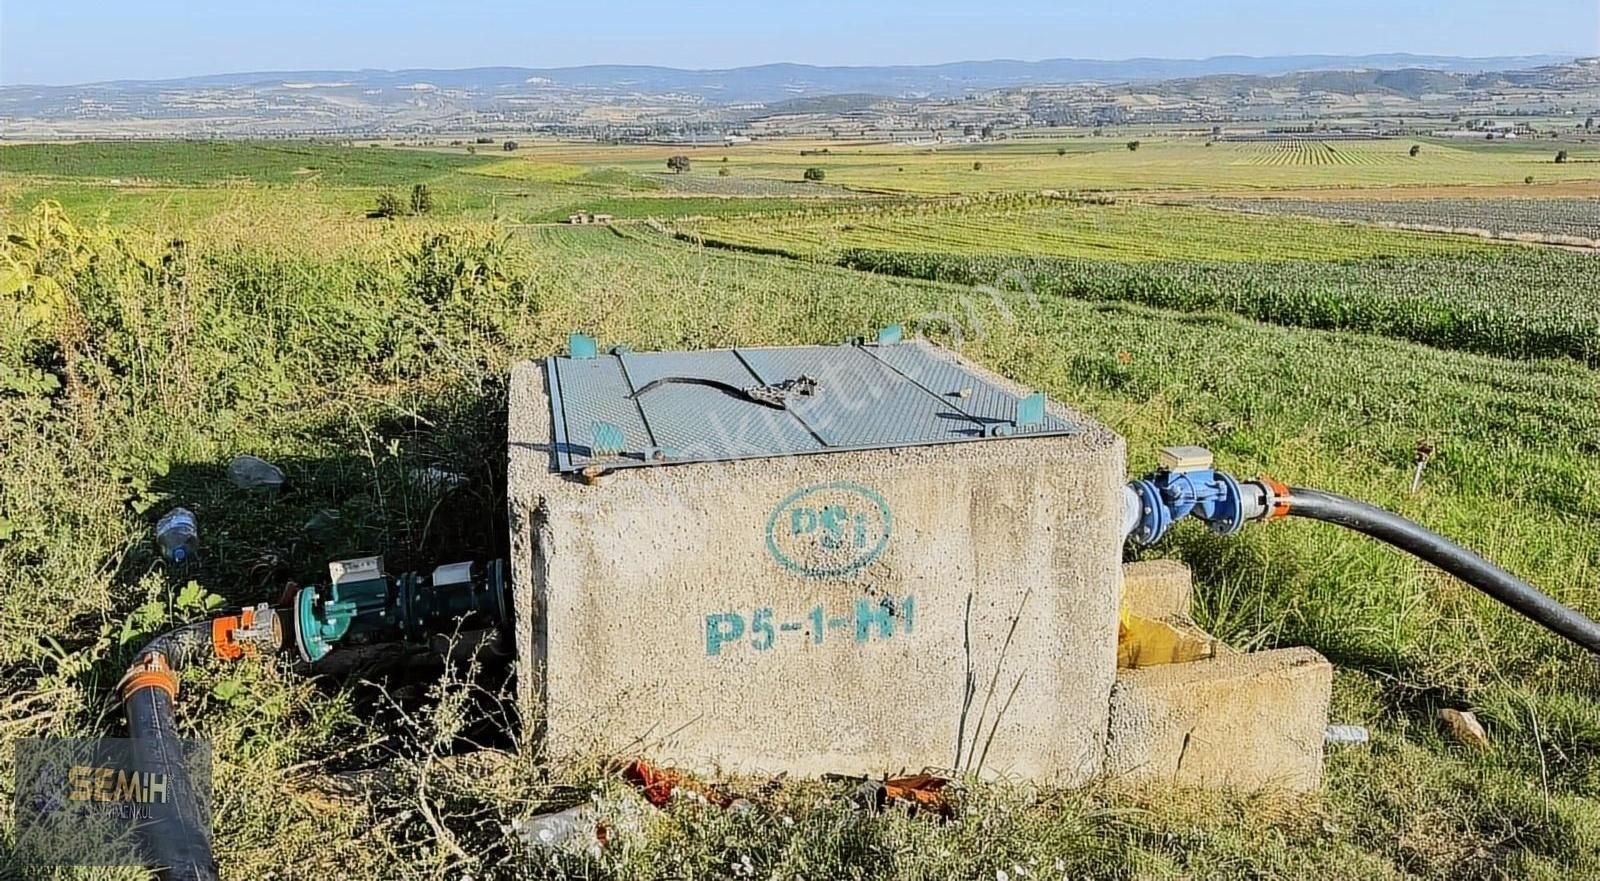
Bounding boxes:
5 53 1572 98
1 54 1586 137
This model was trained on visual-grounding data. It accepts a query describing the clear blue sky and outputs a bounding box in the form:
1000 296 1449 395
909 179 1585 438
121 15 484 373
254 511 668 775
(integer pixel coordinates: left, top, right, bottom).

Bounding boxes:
2 0 1596 85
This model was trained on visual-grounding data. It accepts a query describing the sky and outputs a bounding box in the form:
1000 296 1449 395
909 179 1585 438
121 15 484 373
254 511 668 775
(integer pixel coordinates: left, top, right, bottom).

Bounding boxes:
2 0 1597 86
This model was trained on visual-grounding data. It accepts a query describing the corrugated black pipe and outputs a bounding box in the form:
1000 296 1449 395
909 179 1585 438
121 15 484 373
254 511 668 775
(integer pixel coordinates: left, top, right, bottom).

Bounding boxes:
124 622 219 881
1284 486 1600 655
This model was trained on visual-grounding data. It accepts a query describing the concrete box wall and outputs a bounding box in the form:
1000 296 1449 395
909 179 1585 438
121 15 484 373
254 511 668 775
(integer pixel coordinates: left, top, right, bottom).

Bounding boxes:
507 346 1127 782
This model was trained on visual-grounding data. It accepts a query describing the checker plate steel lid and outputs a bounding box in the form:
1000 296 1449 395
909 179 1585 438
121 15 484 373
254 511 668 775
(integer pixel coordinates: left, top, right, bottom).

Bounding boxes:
545 338 1076 472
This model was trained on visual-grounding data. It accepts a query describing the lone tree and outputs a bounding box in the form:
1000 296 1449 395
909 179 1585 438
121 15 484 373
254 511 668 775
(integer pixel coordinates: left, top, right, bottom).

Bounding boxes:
410 183 433 215
803 166 825 182
1126 140 1141 151
667 155 691 173
1556 149 1570 163
1056 147 1066 156
1409 144 1422 157
371 191 404 219
502 140 518 152
972 161 983 171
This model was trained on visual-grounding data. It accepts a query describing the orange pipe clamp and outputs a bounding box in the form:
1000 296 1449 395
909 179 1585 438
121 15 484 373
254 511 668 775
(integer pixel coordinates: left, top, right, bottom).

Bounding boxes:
1259 476 1293 520
119 652 178 702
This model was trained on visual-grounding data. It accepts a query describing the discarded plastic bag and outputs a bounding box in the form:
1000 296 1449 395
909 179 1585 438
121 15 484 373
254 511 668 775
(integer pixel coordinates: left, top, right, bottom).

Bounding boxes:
227 455 286 490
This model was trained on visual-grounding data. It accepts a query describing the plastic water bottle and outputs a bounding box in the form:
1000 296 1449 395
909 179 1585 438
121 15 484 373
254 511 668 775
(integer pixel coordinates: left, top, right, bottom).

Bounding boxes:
513 804 598 850
155 507 199 564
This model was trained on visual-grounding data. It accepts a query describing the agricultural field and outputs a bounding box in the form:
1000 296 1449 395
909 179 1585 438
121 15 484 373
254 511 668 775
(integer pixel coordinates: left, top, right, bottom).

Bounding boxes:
836 247 1600 364
688 200 1600 363
1235 139 1418 166
0 140 879 230
1206 197 1600 244
684 199 1504 261
395 137 1600 194
3 138 1600 880
0 140 491 185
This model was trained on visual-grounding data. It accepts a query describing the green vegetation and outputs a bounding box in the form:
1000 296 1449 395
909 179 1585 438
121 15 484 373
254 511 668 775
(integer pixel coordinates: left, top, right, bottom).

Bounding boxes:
374 137 1600 196
524 195 869 222
0 141 884 230
689 199 1600 363
3 136 1600 878
410 182 434 215
0 140 491 185
688 200 1497 262
837 247 1600 364
1206 197 1600 243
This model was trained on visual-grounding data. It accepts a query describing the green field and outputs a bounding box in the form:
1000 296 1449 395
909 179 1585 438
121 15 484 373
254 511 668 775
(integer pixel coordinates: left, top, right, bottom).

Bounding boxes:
1206 196 1600 243
686 199 1502 261
3 139 1600 879
559 138 1600 194
684 200 1600 363
0 141 879 229
835 248 1600 364
0 140 494 184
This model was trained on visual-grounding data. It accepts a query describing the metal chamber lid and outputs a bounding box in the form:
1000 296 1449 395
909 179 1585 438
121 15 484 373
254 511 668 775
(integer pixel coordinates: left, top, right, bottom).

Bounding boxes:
545 333 1076 472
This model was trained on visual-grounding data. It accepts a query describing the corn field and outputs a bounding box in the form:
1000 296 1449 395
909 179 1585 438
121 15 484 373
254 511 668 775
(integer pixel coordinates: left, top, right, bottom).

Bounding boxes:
836 246 1600 364
1207 198 1600 244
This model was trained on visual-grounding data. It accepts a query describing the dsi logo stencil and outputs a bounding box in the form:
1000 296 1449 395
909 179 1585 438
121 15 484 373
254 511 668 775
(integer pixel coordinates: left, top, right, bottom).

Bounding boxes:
765 482 892 578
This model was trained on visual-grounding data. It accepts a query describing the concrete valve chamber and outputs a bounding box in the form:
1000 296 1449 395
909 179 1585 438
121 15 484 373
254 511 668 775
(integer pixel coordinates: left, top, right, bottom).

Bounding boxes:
508 333 1332 790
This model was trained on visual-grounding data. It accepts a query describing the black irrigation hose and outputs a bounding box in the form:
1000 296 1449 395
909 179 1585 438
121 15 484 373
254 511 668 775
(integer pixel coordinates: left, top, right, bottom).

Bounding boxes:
1284 486 1600 656
125 686 218 881
125 623 220 881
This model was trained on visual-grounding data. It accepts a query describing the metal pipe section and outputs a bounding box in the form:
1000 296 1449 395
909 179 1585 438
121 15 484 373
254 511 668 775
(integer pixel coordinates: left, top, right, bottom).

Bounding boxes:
1119 485 1142 539
1281 486 1600 656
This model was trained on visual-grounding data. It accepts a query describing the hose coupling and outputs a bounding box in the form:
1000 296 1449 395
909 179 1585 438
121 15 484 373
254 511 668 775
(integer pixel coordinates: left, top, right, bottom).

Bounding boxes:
118 651 179 702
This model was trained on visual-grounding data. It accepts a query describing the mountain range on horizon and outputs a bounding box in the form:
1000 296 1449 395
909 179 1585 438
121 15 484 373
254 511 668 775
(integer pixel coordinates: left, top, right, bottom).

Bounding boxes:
5 52 1578 94
4 52 1594 138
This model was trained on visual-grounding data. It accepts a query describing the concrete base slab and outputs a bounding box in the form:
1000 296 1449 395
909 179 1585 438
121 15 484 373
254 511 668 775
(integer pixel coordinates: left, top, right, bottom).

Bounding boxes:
1105 646 1332 792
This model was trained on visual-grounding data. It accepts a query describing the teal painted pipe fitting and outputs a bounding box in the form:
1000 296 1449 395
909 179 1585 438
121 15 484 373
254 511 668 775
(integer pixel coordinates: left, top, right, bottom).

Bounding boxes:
293 556 510 662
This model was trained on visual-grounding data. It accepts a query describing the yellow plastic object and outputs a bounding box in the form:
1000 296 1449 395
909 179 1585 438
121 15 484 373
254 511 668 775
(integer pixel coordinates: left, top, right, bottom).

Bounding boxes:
1117 608 1217 669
